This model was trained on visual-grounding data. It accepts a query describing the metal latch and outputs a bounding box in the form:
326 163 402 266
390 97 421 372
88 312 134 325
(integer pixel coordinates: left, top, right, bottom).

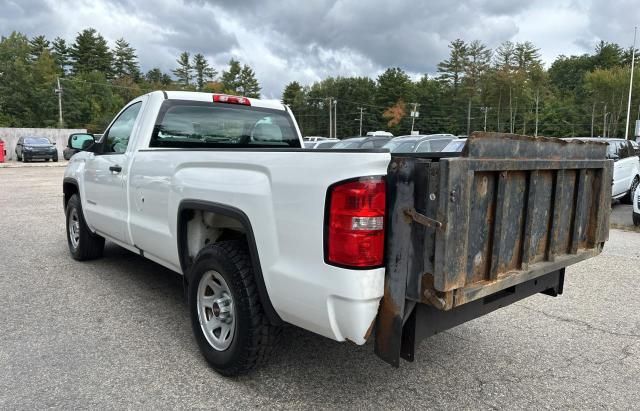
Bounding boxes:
403 207 442 229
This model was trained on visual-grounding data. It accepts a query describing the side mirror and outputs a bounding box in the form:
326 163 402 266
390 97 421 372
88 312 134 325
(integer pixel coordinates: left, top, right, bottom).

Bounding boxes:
609 153 620 161
69 133 96 151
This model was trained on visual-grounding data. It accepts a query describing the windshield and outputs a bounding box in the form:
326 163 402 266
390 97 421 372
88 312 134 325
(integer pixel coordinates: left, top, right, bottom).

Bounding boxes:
25 137 50 145
150 101 300 148
383 140 417 152
442 140 466 152
332 140 362 149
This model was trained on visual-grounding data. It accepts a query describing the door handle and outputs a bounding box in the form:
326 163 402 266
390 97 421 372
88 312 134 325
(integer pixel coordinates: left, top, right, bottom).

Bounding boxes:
109 165 122 173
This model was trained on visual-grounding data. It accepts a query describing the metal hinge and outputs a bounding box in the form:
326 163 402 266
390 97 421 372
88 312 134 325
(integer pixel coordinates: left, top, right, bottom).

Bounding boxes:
403 207 442 229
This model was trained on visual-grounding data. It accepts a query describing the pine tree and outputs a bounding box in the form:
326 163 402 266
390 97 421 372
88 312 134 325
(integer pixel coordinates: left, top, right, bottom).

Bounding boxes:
29 35 50 61
238 65 260 97
112 38 140 79
437 39 468 95
221 58 242 93
464 40 492 96
192 53 217 90
51 37 70 75
282 81 303 106
69 28 113 77
172 51 192 87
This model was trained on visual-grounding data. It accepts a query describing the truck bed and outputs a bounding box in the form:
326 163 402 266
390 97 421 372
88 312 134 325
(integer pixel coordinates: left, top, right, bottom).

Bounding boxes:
375 133 612 366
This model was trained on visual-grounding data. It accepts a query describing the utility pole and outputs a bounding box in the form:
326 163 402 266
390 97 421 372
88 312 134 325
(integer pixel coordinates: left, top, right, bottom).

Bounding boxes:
333 99 337 139
534 89 540 137
410 102 419 134
466 99 472 136
358 107 364 136
591 102 596 137
328 97 332 138
55 77 63 127
603 103 608 137
625 26 637 140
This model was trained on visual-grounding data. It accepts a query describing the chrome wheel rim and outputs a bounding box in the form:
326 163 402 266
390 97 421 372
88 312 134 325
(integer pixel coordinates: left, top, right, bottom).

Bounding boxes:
197 270 235 351
69 209 80 249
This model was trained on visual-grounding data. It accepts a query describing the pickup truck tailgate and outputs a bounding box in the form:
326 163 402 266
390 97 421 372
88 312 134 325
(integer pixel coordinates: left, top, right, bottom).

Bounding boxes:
375 133 612 366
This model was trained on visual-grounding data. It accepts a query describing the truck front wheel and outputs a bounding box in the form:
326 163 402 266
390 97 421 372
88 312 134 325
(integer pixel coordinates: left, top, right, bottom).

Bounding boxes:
65 194 105 260
188 241 280 376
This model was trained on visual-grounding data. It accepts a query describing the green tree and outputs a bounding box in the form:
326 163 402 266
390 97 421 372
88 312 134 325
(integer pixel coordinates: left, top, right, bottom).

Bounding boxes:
238 65 260 97
69 28 113 77
29 35 50 61
192 53 217 90
376 68 413 133
0 32 34 126
437 39 468 96
112 38 140 79
51 37 70 75
221 58 242 93
172 51 193 87
282 81 303 106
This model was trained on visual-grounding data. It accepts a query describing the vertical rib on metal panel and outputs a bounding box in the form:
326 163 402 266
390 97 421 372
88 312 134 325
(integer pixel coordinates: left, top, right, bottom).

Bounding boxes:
570 169 587 254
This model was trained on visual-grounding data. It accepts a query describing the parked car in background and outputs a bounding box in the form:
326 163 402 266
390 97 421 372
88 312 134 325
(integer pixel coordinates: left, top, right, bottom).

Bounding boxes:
442 138 467 152
305 140 339 149
366 130 394 137
303 136 331 142
566 137 640 203
630 139 640 156
331 136 391 149
15 136 58 162
382 134 455 153
64 133 99 160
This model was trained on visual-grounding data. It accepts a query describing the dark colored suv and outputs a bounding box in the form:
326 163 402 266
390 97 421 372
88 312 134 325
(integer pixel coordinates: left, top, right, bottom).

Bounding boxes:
15 136 58 162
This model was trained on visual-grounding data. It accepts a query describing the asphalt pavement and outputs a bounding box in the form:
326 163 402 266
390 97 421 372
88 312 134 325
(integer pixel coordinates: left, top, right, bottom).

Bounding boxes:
1 166 639 409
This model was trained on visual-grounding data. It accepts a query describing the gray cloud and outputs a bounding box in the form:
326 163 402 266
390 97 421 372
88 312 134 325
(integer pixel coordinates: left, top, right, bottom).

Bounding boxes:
1 0 639 97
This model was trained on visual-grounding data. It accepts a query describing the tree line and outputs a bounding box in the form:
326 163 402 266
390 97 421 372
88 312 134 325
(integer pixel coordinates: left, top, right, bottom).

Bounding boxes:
1 29 639 138
283 39 640 138
0 29 261 131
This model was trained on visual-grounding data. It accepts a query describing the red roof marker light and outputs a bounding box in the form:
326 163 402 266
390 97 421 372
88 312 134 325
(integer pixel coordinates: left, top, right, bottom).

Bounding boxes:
213 94 251 106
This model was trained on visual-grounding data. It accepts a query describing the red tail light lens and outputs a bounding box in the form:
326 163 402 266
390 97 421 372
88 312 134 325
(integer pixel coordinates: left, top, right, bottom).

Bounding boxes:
325 177 386 268
213 94 251 106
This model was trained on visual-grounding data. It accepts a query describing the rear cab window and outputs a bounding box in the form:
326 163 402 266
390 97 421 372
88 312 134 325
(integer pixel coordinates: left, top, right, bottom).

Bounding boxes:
150 100 300 148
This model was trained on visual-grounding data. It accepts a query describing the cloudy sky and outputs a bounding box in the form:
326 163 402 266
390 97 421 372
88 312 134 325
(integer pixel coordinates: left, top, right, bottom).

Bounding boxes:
2 0 640 97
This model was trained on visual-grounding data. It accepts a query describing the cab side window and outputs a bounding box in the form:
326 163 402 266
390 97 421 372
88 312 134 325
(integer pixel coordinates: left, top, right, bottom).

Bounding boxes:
101 102 142 154
618 141 631 159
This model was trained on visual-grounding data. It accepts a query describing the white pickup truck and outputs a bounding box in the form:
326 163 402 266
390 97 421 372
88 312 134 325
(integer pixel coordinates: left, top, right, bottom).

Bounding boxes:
63 92 612 376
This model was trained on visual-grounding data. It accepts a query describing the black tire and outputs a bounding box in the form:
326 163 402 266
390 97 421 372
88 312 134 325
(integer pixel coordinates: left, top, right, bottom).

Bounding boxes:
624 177 639 205
53 156 58 162
65 194 105 260
45 158 49 162
22 155 28 163
634 212 640 227
188 240 280 376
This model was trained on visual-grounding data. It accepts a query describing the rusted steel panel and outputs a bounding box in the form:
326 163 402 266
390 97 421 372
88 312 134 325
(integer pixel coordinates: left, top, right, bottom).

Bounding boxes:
377 132 611 366
375 157 415 367
401 133 610 307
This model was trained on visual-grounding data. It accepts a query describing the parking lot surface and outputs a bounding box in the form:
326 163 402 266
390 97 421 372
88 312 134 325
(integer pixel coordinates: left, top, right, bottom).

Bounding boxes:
1 166 639 409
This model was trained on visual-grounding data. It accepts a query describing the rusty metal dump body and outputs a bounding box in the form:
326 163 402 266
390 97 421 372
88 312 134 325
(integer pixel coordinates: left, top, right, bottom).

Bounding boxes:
375 133 612 366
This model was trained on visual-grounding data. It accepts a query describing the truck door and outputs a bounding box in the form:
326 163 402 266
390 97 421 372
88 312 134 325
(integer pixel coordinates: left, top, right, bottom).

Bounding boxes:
83 101 143 243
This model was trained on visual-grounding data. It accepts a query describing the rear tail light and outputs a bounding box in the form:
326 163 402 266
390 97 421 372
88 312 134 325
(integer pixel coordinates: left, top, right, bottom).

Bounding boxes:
213 94 251 106
325 177 386 268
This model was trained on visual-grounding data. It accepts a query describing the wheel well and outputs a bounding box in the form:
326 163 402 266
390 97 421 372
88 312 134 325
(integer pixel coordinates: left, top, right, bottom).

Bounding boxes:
63 181 79 209
180 208 246 269
178 202 283 325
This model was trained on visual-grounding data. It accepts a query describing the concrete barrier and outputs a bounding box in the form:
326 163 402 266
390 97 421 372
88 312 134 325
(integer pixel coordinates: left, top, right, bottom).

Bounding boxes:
0 128 87 161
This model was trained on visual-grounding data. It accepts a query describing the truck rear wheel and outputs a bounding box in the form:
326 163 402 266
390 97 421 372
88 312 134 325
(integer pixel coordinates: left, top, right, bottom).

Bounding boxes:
65 194 105 260
188 241 280 376
633 211 640 227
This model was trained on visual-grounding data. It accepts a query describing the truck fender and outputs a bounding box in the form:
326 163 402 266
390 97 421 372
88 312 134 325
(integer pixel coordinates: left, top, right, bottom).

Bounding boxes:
176 200 283 325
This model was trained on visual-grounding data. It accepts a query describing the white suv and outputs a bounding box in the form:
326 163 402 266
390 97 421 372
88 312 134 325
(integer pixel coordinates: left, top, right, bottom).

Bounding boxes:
569 138 640 203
